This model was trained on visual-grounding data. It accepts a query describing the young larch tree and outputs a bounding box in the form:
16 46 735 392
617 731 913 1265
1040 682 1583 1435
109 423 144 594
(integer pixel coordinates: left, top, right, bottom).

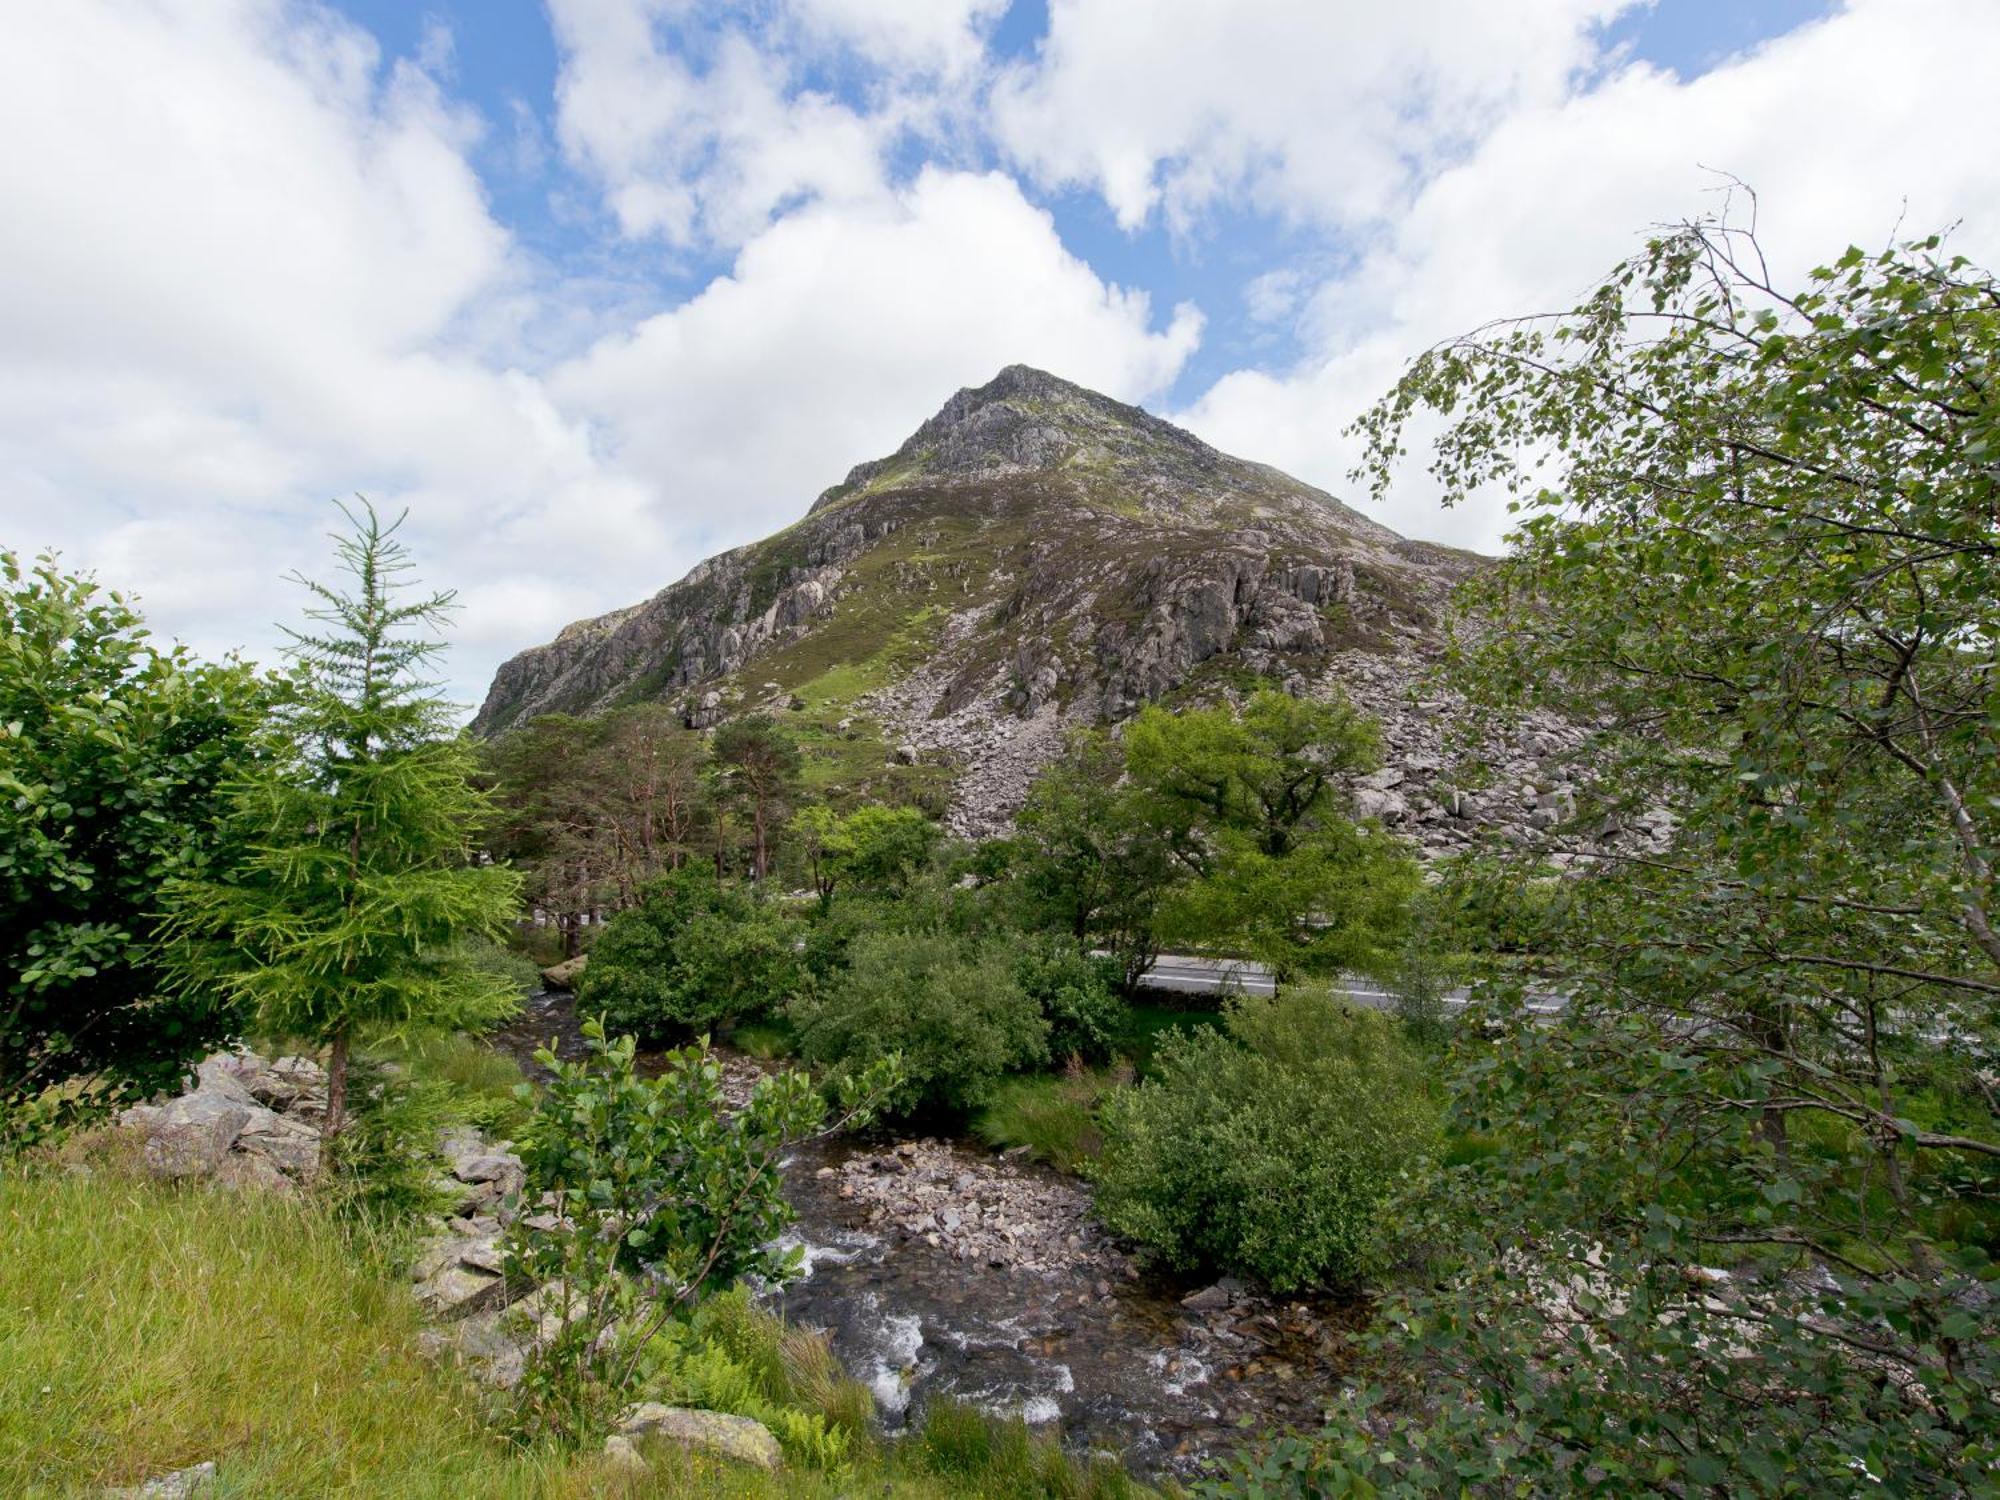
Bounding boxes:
163 500 521 1153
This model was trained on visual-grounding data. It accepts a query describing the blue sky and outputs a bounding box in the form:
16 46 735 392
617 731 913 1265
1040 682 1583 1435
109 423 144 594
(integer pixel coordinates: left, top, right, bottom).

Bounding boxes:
3 0 1994 707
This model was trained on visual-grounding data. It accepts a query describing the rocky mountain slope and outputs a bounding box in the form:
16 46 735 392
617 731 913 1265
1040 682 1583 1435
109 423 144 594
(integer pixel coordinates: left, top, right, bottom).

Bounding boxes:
475 366 1607 853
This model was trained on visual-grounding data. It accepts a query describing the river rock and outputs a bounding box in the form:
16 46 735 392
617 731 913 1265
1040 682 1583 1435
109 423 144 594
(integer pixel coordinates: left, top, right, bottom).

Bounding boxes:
102 1461 217 1499
540 954 587 991
615 1404 783 1471
826 1137 1126 1276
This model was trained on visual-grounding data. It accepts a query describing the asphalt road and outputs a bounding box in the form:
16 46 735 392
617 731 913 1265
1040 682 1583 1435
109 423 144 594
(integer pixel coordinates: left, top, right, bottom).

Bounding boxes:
1137 954 1568 1017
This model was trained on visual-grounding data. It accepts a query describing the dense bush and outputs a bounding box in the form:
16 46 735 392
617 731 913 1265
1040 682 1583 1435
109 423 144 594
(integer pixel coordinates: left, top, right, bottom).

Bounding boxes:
577 866 802 1038
1011 936 1126 1064
791 929 1048 1116
1093 990 1437 1291
1 551 264 1115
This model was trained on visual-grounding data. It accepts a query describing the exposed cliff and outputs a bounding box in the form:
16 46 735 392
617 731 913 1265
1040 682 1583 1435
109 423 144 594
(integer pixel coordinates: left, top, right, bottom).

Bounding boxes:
474 366 1495 838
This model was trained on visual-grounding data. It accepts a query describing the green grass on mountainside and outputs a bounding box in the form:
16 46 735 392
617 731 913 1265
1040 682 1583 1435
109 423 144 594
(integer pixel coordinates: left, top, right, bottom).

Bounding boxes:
0 1145 1165 1499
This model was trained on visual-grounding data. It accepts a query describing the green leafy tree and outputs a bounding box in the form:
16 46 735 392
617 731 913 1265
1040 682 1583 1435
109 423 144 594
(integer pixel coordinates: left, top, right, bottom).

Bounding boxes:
1293 216 2000 1493
1155 825 1420 982
576 865 802 1038
789 802 937 910
1011 727 1177 987
0 552 264 1114
711 715 802 881
507 1017 901 1439
162 502 522 1149
1125 690 1419 981
1125 688 1380 857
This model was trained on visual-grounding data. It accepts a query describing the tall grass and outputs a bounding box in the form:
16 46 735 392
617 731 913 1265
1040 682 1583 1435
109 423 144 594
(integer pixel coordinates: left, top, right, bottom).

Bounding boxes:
972 1071 1112 1173
0 1151 1165 1498
1 1147 578 1496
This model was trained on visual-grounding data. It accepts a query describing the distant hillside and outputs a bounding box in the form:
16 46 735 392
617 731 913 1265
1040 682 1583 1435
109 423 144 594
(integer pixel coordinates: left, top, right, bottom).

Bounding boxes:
475 366 1520 840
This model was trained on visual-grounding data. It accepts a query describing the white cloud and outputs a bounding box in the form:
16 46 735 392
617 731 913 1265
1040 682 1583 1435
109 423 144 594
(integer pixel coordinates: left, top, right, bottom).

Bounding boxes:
0 0 660 702
553 167 1201 553
547 0 1003 250
791 0 1007 78
1173 0 2000 552
994 0 1628 233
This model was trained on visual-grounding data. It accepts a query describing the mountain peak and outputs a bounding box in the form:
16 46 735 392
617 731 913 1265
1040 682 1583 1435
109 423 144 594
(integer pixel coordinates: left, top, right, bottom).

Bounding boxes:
810 365 1214 513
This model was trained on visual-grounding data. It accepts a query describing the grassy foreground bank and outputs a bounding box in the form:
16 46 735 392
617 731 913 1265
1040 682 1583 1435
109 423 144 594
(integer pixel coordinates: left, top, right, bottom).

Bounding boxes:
0 1149 1155 1499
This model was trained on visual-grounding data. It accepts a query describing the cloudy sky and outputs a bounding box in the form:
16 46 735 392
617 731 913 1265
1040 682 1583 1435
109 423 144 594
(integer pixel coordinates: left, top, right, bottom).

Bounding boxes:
6 0 1998 708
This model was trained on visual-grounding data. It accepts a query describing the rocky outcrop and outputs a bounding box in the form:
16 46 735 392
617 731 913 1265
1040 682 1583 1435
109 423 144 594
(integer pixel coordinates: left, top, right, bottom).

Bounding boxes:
118 1050 328 1190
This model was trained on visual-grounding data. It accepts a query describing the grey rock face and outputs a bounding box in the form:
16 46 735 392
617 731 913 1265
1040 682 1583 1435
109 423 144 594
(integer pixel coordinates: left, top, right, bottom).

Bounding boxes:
134 1092 255 1179
472 366 1480 842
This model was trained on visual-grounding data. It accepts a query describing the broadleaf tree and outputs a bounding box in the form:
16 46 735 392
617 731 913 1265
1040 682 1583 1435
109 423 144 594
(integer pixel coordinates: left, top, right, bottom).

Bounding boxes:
0 551 265 1119
163 501 522 1150
1217 215 2000 1494
1126 690 1419 982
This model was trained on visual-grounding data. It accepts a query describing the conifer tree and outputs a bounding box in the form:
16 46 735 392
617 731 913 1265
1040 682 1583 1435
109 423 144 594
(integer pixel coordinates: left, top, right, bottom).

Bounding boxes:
164 501 521 1149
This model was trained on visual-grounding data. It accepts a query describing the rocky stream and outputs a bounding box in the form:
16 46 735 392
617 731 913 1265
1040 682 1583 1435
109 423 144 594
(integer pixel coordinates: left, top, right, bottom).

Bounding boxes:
494 988 1363 1478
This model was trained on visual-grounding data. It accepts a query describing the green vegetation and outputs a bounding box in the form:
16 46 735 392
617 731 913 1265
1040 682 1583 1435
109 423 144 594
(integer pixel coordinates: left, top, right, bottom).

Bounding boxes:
1094 992 1438 1291
789 802 936 911
712 716 803 881
159 501 522 1150
505 1019 900 1440
0 1157 1158 1499
1011 936 1126 1064
906 1397 1149 1499
0 551 265 1126
483 705 709 948
1009 727 1177 988
1127 690 1420 980
1223 217 2000 1493
972 1068 1116 1173
579 867 803 1038
792 929 1047 1117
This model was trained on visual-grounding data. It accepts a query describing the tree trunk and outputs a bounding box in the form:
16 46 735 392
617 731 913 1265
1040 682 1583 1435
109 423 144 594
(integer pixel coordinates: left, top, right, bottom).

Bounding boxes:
323 1027 351 1171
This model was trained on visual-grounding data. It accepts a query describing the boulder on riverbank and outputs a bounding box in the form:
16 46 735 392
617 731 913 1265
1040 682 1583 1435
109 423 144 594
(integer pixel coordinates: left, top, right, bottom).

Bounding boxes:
539 954 587 991
611 1404 783 1471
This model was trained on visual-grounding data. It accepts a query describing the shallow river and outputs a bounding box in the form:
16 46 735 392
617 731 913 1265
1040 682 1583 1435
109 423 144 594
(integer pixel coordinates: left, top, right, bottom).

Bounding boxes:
494 990 1360 1478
